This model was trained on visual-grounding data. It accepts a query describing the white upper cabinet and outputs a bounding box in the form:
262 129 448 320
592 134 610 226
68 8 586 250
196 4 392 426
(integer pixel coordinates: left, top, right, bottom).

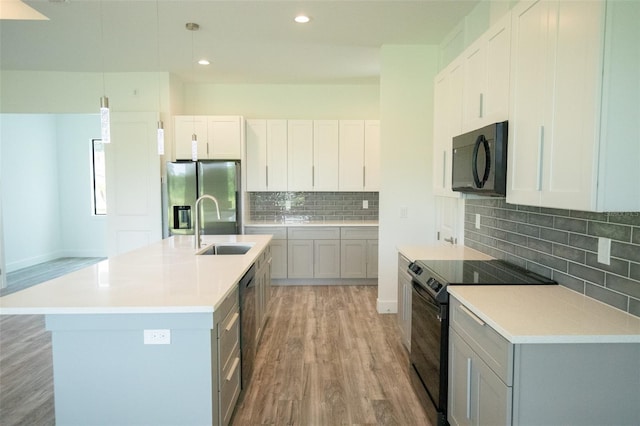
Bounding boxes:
174 115 207 160
339 120 380 191
462 12 511 132
287 120 314 191
207 116 243 159
507 0 639 211
313 120 340 191
174 115 242 160
433 59 463 197
245 119 288 191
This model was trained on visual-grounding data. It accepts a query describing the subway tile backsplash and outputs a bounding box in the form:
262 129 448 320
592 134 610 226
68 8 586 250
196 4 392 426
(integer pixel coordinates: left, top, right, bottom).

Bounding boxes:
248 192 379 222
464 198 640 317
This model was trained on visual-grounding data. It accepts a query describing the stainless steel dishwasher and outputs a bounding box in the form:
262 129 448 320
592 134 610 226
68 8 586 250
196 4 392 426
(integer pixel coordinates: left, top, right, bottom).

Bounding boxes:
238 263 257 390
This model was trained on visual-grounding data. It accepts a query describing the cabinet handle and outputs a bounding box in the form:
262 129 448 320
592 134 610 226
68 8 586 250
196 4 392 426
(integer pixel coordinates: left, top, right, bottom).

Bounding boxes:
225 312 239 331
363 166 366 188
312 165 315 187
459 304 485 326
226 357 240 381
466 357 472 419
479 93 484 118
537 126 544 191
442 151 447 188
265 165 269 188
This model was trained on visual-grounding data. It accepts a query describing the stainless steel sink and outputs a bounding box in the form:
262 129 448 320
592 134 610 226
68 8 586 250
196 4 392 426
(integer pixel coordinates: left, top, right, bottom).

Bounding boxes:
197 243 253 255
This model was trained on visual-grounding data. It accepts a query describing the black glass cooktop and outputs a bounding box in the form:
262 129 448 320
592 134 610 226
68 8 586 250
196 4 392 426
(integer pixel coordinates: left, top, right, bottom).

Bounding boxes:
415 259 557 286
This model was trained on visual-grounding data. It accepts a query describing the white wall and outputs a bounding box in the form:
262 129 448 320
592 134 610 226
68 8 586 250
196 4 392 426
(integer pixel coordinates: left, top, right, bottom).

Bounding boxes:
377 45 439 313
182 83 379 119
1 114 62 270
56 115 107 257
0 114 108 272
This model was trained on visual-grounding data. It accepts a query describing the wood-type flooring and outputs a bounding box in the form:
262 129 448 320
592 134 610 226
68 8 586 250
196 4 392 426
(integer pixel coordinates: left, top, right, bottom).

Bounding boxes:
0 285 429 425
232 285 430 425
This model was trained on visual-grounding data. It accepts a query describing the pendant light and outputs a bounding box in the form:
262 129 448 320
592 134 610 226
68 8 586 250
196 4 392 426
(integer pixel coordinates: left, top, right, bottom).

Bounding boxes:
155 1 164 155
98 0 110 143
186 22 200 161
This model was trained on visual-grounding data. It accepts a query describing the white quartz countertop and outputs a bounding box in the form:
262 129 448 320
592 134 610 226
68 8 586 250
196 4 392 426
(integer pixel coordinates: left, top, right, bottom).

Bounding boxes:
245 220 378 227
448 285 640 344
0 235 271 315
397 244 493 262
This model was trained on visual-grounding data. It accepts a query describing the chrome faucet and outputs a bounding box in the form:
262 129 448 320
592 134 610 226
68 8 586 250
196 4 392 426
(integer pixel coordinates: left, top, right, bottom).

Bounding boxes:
194 194 221 249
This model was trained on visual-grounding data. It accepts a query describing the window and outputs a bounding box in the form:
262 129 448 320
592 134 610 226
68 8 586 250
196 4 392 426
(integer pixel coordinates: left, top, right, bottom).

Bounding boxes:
92 139 107 215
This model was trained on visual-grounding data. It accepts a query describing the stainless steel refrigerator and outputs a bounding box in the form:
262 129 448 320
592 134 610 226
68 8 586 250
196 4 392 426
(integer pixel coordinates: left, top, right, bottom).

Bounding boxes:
166 161 241 236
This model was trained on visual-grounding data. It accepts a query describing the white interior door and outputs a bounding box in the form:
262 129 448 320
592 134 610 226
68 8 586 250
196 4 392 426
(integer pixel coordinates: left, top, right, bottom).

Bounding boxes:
105 112 162 256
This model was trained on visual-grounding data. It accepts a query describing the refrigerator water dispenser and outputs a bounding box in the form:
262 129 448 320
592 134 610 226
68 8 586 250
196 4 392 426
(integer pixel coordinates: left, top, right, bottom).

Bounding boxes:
173 206 192 230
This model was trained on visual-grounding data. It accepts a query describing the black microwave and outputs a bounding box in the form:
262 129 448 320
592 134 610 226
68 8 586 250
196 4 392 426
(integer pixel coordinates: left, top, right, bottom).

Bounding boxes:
452 121 508 197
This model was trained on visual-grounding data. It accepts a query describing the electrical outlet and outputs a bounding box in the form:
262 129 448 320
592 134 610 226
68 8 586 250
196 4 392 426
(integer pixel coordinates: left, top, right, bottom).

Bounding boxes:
285 200 291 210
400 206 408 218
363 200 368 209
475 214 481 229
597 237 611 265
144 329 171 345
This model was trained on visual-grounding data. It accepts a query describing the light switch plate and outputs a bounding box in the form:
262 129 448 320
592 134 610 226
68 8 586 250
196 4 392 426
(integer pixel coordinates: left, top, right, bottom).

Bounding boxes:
363 200 368 209
475 214 481 229
597 237 611 265
400 206 408 218
285 200 291 210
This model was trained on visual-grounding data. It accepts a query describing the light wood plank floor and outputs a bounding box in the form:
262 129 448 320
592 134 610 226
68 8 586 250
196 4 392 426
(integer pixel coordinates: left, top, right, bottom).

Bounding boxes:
0 285 429 426
232 285 430 425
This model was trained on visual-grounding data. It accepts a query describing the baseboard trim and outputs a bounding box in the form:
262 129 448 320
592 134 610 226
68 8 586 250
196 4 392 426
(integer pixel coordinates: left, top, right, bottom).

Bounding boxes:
377 298 397 314
273 278 377 286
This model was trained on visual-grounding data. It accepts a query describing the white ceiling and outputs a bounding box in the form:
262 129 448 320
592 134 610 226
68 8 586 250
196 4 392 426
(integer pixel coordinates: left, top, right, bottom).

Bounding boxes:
1 0 479 84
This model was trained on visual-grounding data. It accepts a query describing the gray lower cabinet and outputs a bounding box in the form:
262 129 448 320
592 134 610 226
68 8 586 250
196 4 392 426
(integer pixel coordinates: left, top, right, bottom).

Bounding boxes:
340 227 379 278
217 288 241 426
449 295 640 426
396 253 411 350
244 227 287 279
287 227 340 279
254 244 272 342
246 225 379 281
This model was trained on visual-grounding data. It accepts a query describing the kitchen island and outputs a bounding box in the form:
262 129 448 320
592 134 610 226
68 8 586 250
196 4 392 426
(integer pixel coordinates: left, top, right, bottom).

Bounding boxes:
0 234 272 426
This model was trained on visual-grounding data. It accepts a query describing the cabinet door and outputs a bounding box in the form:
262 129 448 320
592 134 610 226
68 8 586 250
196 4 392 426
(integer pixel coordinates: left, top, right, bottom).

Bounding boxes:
484 13 511 124
314 240 340 279
174 116 207 160
462 39 487 132
507 0 550 206
338 120 365 191
364 120 380 191
313 120 339 191
266 120 288 191
366 239 378 278
287 239 314 278
246 119 267 191
270 239 287 279
340 239 367 278
287 120 314 191
207 116 241 160
539 1 603 210
449 329 512 426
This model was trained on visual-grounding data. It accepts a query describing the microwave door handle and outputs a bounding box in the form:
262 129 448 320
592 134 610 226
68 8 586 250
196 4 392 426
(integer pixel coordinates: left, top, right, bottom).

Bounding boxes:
480 136 491 186
472 135 482 188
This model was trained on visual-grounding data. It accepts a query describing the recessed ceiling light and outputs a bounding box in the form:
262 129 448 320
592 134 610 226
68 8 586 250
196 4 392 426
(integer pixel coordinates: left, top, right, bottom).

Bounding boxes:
294 15 310 24
198 59 210 65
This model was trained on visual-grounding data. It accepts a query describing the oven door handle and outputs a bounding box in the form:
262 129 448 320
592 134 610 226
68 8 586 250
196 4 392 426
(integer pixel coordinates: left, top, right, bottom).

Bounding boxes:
411 280 443 321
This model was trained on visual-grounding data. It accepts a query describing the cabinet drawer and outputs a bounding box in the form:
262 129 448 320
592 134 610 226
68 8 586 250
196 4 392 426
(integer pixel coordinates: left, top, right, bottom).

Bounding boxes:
218 305 240 377
450 296 513 385
288 227 340 240
341 226 378 240
216 286 238 325
244 226 287 240
219 347 241 426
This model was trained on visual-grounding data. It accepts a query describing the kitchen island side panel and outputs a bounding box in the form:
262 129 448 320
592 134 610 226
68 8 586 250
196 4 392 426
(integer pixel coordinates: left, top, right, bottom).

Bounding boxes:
513 342 640 425
46 313 218 426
